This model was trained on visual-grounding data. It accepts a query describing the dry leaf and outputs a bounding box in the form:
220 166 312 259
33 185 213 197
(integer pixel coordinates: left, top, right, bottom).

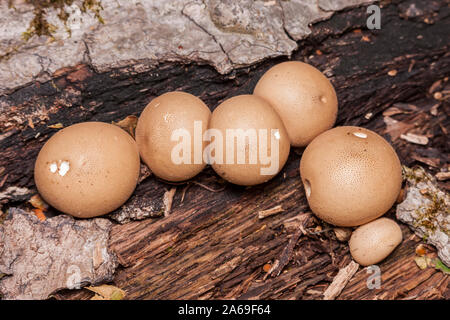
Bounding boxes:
429 104 439 116
414 256 428 270
87 284 126 300
112 115 138 138
48 123 63 129
28 194 48 211
383 116 415 141
383 107 405 117
32 209 46 221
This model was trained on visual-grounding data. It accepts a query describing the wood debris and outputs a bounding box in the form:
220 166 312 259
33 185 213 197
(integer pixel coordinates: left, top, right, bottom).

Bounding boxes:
138 163 152 184
109 193 165 224
163 187 177 216
333 227 352 242
87 284 126 300
383 116 415 141
400 132 429 145
323 260 359 300
258 205 284 219
411 154 440 168
388 69 398 77
266 213 311 278
435 172 450 181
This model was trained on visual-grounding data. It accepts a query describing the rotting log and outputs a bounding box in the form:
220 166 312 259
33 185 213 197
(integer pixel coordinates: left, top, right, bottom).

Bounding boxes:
1 1 449 300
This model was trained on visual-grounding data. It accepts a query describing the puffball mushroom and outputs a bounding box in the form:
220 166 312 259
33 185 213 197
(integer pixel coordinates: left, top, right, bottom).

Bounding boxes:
253 61 338 147
34 122 140 218
300 126 402 227
209 95 290 186
349 218 403 266
135 91 211 182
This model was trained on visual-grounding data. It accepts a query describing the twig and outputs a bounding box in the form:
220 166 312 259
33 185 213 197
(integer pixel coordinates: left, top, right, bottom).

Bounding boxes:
163 187 177 217
323 260 359 300
180 184 192 203
192 181 226 193
258 205 284 219
265 213 312 279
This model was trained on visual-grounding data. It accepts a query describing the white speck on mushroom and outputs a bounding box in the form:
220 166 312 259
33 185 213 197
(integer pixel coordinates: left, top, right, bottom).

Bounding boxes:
58 161 70 176
274 130 281 140
353 132 367 139
49 162 58 173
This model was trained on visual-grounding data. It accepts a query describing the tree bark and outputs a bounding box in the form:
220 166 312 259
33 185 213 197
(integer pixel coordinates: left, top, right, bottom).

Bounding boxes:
1 0 449 300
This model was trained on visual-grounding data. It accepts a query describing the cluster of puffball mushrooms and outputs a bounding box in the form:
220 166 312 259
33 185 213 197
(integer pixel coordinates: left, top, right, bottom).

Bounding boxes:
34 61 403 266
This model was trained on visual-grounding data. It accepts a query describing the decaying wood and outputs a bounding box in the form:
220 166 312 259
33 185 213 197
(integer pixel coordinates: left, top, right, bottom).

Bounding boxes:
0 208 117 300
0 0 449 300
323 260 360 300
266 213 312 279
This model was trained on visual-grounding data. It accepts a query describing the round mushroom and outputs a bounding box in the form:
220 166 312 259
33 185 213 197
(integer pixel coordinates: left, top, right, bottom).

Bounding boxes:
299 126 402 227
135 91 211 182
349 217 403 266
209 95 290 186
34 122 140 218
253 61 338 147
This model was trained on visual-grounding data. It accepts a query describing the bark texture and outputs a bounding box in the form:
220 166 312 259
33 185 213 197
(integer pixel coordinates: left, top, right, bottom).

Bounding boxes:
0 208 117 300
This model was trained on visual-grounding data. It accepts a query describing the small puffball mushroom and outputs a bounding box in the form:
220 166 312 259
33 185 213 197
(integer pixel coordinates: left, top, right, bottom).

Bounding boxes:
209 95 290 186
349 218 403 266
34 122 140 218
300 126 402 227
254 61 338 147
136 91 211 182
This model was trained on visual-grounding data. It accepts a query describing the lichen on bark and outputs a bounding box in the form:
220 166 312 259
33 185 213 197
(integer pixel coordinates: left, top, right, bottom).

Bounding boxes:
396 166 450 267
8 0 103 40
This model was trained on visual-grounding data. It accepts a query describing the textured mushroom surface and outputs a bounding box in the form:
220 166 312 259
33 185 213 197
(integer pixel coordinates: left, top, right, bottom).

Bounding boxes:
34 122 140 218
136 92 210 182
300 126 402 227
0 208 118 300
254 61 338 146
349 218 403 266
209 95 290 186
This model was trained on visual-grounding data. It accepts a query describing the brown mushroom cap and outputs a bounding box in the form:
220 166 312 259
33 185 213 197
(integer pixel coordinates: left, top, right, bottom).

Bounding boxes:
253 61 338 147
209 95 290 186
349 217 403 266
299 126 402 227
34 122 140 218
135 91 211 182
